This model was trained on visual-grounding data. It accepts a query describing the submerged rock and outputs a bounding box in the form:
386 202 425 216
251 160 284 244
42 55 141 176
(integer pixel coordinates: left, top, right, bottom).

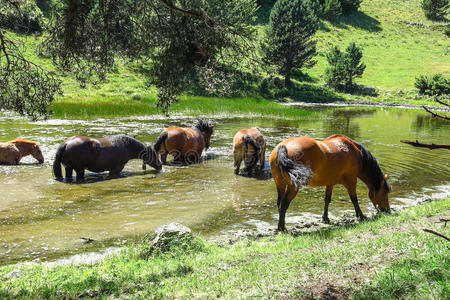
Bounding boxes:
152 223 192 250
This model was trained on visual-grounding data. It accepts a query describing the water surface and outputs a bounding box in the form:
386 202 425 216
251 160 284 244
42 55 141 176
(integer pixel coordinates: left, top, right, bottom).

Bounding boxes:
0 107 449 265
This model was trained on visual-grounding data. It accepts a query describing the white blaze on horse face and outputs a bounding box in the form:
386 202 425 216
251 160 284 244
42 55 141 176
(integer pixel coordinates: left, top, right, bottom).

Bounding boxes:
333 140 349 152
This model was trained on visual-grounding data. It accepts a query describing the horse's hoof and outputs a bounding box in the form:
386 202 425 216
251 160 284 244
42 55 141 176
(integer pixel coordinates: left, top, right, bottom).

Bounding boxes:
322 217 330 224
234 169 239 175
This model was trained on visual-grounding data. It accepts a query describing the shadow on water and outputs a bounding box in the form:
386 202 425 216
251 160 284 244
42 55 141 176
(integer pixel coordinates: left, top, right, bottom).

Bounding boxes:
60 169 160 184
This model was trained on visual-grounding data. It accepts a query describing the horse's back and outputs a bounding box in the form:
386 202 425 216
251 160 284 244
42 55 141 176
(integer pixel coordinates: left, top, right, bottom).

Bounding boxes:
233 127 264 149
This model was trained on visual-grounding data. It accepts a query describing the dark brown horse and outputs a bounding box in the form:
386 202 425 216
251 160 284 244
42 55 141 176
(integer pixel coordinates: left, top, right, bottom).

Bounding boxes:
232 127 266 175
154 119 214 165
270 134 391 231
53 135 162 182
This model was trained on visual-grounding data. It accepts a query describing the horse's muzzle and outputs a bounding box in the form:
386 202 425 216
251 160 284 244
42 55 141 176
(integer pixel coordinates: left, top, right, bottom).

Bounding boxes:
38 159 44 164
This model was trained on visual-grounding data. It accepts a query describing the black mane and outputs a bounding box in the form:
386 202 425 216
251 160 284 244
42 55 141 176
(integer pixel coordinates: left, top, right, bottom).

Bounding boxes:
108 135 144 147
353 141 390 192
192 119 214 134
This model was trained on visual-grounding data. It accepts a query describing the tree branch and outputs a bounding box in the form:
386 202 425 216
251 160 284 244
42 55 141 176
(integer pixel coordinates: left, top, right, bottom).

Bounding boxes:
434 97 449 107
423 229 450 242
159 0 203 19
422 105 450 121
400 140 450 150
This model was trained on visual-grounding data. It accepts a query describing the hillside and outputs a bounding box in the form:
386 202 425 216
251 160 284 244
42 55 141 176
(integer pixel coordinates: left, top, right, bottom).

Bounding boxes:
6 0 450 114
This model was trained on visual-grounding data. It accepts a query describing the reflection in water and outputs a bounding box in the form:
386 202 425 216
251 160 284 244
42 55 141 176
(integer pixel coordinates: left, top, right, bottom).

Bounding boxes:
0 107 449 265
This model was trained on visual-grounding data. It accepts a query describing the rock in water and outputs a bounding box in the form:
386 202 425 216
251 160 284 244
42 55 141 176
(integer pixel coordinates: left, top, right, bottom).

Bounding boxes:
152 223 192 250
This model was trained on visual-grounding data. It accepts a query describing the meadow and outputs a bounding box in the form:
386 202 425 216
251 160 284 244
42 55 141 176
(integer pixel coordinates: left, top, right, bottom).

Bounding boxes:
1 198 448 299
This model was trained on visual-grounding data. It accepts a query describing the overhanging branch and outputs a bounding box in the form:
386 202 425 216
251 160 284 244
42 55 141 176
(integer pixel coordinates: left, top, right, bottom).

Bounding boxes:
159 0 203 18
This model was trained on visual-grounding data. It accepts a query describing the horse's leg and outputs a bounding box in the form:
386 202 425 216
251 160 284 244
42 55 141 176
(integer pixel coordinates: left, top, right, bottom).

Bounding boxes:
322 185 333 224
259 145 266 169
109 165 124 178
65 167 73 182
234 159 241 175
278 185 297 232
160 152 168 165
343 177 365 221
75 168 85 183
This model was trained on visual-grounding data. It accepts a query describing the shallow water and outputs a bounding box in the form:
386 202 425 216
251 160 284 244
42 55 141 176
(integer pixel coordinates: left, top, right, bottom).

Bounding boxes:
0 107 449 265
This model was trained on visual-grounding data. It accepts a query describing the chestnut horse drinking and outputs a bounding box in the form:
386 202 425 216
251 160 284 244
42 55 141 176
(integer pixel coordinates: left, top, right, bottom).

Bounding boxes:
154 119 214 165
53 135 162 182
270 134 391 231
232 127 266 175
0 139 44 165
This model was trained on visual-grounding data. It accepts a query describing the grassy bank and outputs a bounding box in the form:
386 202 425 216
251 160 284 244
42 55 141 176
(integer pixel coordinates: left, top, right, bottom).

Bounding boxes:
50 95 317 119
1 199 448 299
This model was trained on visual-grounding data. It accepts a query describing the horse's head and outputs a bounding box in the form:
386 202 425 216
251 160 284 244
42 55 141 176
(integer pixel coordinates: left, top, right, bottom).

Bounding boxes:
368 174 391 212
142 145 162 172
193 119 214 150
31 144 44 164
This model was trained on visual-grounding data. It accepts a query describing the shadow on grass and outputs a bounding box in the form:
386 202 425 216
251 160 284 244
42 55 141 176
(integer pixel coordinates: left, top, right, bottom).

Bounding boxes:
331 11 382 32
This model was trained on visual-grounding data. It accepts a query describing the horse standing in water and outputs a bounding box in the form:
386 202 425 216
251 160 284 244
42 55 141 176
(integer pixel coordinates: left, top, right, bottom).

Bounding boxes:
232 127 266 175
53 135 162 182
270 134 391 231
154 119 214 165
0 139 44 165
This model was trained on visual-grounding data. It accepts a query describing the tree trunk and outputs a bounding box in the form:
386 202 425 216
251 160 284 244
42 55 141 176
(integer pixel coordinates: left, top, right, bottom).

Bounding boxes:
284 72 291 87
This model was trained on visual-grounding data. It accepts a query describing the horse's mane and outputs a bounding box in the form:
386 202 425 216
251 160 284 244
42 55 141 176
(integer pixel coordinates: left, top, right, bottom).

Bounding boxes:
192 119 214 134
108 135 145 148
352 140 391 193
9 139 39 145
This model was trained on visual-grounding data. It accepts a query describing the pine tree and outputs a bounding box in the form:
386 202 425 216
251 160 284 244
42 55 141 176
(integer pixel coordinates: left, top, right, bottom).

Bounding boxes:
344 42 366 89
421 0 449 21
262 0 319 87
325 42 366 91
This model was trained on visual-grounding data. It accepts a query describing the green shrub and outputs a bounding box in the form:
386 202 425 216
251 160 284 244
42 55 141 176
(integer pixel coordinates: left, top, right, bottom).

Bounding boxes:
323 0 343 19
339 0 363 13
325 42 366 91
415 74 450 96
0 0 44 33
421 0 449 21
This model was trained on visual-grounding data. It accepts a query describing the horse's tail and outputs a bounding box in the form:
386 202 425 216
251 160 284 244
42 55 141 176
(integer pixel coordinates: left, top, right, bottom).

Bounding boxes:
154 131 168 153
53 143 66 180
276 145 312 188
244 135 261 170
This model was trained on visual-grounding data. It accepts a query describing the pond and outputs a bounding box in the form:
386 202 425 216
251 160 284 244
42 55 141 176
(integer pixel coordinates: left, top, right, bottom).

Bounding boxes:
0 106 449 265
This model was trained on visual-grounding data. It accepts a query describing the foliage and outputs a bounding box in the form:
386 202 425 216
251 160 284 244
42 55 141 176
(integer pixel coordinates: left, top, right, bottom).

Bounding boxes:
323 0 342 19
0 0 44 33
42 0 258 112
421 0 449 21
0 2 61 120
339 0 363 13
261 0 319 87
415 74 450 96
325 42 366 91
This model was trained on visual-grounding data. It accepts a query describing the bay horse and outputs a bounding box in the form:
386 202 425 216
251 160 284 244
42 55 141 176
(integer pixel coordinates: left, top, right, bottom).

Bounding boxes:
154 119 214 165
0 139 44 165
232 127 266 175
53 135 162 182
270 134 391 231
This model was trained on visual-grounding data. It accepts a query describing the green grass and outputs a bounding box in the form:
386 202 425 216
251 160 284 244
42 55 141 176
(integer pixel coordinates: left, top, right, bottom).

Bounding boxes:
1 199 448 299
6 0 448 119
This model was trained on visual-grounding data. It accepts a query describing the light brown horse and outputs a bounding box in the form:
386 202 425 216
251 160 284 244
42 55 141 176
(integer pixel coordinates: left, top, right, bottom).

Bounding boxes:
270 134 391 231
232 127 266 175
154 119 214 164
0 139 44 165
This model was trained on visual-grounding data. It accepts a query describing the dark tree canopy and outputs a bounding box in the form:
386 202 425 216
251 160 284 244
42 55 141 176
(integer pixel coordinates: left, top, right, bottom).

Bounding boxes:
261 0 319 87
42 0 258 112
0 0 61 120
